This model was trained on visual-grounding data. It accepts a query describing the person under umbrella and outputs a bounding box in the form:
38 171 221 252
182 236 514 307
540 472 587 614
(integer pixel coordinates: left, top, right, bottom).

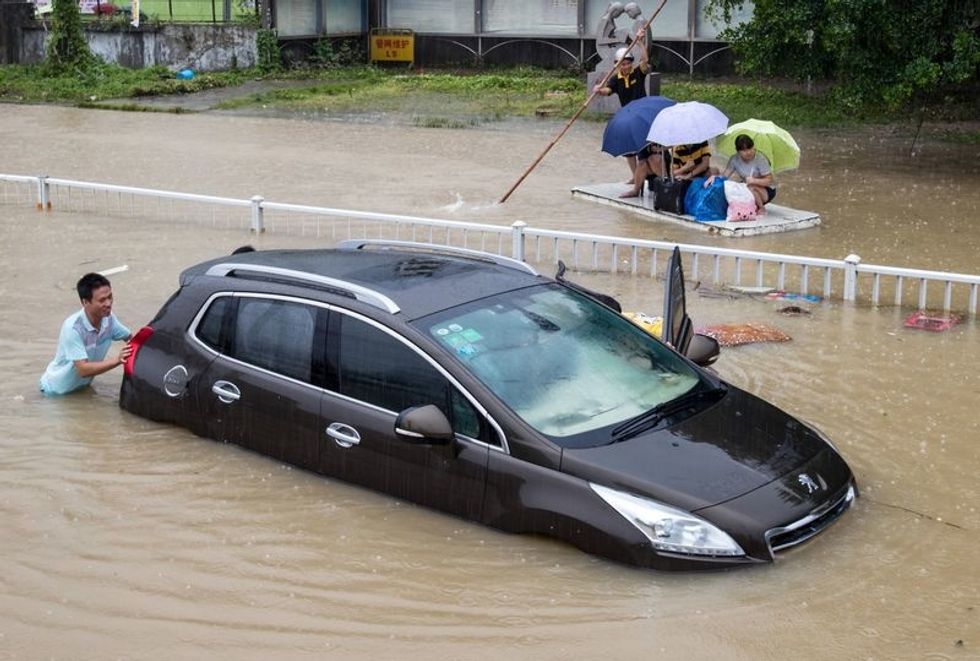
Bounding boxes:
619 142 671 198
706 134 775 210
600 95 676 194
646 100 728 181
716 118 801 174
671 141 711 180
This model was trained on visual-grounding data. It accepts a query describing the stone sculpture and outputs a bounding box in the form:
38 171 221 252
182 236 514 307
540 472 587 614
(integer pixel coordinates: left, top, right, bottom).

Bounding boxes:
594 2 627 71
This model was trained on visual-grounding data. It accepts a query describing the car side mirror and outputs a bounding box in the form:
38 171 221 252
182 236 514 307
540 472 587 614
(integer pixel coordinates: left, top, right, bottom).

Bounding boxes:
394 405 455 445
686 333 720 367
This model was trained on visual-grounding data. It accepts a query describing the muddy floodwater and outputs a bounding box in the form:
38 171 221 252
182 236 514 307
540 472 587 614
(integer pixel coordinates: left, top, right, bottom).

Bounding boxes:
1 104 978 660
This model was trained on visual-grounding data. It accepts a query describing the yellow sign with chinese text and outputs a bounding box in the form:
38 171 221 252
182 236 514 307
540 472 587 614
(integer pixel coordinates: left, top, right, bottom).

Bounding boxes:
370 29 414 63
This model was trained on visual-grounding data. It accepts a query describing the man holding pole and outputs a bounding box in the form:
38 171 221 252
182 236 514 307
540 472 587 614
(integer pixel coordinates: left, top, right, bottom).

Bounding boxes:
499 0 667 204
591 31 650 108
593 30 651 183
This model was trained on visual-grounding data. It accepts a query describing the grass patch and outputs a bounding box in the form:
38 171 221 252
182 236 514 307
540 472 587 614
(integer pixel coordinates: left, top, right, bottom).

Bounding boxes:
209 67 588 124
205 67 895 128
411 116 480 129
2 63 972 132
932 128 980 144
660 78 860 127
0 63 257 103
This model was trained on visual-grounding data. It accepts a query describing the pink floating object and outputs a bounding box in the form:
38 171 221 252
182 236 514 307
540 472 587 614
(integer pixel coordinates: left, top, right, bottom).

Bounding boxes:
903 310 960 332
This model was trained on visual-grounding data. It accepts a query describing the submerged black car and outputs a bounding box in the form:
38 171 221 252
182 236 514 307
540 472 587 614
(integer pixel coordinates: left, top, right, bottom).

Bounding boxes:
120 241 856 570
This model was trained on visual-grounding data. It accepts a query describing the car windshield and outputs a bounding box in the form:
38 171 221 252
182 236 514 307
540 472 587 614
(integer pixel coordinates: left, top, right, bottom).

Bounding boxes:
419 284 702 445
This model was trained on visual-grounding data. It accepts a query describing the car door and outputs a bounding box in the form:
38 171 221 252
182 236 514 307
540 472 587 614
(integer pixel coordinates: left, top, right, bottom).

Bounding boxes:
316 310 490 521
196 294 325 472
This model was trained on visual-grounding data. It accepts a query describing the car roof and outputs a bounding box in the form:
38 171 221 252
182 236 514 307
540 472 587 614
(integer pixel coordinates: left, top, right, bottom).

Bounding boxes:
180 245 547 319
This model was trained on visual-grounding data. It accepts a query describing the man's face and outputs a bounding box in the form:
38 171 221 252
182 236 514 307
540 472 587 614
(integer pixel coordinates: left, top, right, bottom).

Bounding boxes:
617 57 633 72
82 285 114 323
738 147 756 161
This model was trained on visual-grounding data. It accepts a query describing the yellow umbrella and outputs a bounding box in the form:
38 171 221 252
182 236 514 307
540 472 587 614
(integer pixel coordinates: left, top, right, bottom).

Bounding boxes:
717 118 801 173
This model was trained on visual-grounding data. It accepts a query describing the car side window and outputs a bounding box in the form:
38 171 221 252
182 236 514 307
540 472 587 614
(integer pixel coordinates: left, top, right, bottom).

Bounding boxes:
195 295 230 351
450 388 481 439
337 315 483 440
230 297 316 383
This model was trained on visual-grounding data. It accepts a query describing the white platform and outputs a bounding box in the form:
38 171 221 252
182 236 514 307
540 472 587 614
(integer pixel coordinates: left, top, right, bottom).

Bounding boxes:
571 182 821 237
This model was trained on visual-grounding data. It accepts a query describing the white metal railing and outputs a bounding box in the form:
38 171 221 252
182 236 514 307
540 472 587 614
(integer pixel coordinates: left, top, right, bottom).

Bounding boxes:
3 173 978 316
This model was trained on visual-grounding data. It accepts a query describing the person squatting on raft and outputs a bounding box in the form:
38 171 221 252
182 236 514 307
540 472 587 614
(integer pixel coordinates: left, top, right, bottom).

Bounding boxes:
705 134 776 210
39 273 132 396
593 30 651 182
619 142 671 198
671 141 711 180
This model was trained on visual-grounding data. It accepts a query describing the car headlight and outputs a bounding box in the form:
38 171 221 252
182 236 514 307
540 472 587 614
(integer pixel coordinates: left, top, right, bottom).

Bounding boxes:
590 483 745 557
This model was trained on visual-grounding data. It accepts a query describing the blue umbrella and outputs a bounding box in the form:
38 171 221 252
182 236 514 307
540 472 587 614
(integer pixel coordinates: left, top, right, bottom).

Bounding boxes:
601 95 677 157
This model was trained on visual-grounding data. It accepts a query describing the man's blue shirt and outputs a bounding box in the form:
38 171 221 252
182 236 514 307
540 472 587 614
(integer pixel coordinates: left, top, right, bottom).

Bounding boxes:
40 310 131 395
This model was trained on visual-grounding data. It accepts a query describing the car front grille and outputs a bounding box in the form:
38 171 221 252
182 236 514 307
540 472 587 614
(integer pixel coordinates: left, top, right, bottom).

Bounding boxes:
766 483 856 555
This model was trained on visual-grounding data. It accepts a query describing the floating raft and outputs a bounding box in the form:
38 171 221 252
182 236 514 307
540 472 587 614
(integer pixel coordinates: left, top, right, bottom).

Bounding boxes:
571 183 821 237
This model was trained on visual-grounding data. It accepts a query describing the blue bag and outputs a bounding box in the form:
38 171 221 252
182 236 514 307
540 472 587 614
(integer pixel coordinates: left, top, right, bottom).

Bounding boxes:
683 176 728 222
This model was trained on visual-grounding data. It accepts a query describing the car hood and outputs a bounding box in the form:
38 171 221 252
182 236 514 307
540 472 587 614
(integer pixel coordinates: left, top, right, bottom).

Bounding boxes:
559 384 835 511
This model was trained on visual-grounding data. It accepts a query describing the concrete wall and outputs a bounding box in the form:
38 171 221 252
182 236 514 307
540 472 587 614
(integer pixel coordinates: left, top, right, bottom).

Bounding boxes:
0 1 34 65
20 23 257 71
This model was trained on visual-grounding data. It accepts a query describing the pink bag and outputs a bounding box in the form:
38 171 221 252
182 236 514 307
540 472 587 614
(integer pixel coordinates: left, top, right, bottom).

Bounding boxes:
724 181 757 221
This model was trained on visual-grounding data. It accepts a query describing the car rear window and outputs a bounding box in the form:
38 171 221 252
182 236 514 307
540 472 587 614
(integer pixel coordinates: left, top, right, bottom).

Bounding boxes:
229 297 317 383
195 295 230 351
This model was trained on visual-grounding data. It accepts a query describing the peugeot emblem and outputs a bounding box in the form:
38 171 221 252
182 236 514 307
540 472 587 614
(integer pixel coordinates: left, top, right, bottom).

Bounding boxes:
797 473 820 494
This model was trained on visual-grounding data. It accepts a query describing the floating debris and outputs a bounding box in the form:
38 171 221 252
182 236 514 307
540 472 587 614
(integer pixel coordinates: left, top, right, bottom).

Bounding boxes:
98 264 129 276
777 305 810 316
726 285 776 295
697 285 772 300
695 286 740 300
903 310 961 332
765 290 822 303
622 311 663 338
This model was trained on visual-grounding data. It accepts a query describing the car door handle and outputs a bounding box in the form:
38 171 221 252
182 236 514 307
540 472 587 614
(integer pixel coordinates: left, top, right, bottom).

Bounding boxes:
326 422 360 448
211 380 241 404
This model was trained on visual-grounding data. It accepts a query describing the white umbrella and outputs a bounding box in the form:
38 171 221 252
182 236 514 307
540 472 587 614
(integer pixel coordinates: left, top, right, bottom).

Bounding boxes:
646 101 729 146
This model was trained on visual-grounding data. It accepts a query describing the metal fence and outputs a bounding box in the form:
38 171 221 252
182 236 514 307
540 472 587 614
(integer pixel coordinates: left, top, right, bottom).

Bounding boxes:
81 0 258 23
4 173 978 317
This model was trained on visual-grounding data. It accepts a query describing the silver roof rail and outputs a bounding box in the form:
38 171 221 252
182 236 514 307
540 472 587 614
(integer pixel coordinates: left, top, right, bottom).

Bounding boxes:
337 239 539 276
205 263 400 314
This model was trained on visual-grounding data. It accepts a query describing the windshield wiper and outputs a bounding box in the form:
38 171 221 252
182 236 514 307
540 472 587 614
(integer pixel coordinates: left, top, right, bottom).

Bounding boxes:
610 384 727 443
520 309 560 332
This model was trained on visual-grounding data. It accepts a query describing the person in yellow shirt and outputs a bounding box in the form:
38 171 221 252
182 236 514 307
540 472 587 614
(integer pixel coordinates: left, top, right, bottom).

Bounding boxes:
671 141 711 180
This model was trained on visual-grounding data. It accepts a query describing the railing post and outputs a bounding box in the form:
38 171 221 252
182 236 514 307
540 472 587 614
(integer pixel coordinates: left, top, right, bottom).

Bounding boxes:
36 175 51 211
511 220 527 262
843 253 861 302
250 195 264 233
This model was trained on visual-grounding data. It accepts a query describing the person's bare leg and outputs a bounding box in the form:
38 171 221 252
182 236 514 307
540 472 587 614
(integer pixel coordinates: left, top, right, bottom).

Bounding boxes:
649 156 665 179
619 159 650 198
624 155 637 184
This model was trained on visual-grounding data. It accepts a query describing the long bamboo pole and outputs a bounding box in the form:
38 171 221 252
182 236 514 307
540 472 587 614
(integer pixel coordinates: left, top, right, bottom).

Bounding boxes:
499 0 669 204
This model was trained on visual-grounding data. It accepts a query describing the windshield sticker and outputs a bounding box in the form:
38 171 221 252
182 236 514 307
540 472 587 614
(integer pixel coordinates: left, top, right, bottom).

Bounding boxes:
445 334 470 348
456 344 479 359
460 328 483 342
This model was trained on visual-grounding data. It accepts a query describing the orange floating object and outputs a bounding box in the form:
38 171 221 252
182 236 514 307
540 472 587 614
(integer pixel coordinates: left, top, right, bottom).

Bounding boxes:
696 323 791 347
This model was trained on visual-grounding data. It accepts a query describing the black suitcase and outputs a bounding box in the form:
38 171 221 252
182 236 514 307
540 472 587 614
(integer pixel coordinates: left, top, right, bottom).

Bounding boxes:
650 177 691 215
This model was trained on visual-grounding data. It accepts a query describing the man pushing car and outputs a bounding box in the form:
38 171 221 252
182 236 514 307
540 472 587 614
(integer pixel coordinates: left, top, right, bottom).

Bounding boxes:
40 273 132 395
